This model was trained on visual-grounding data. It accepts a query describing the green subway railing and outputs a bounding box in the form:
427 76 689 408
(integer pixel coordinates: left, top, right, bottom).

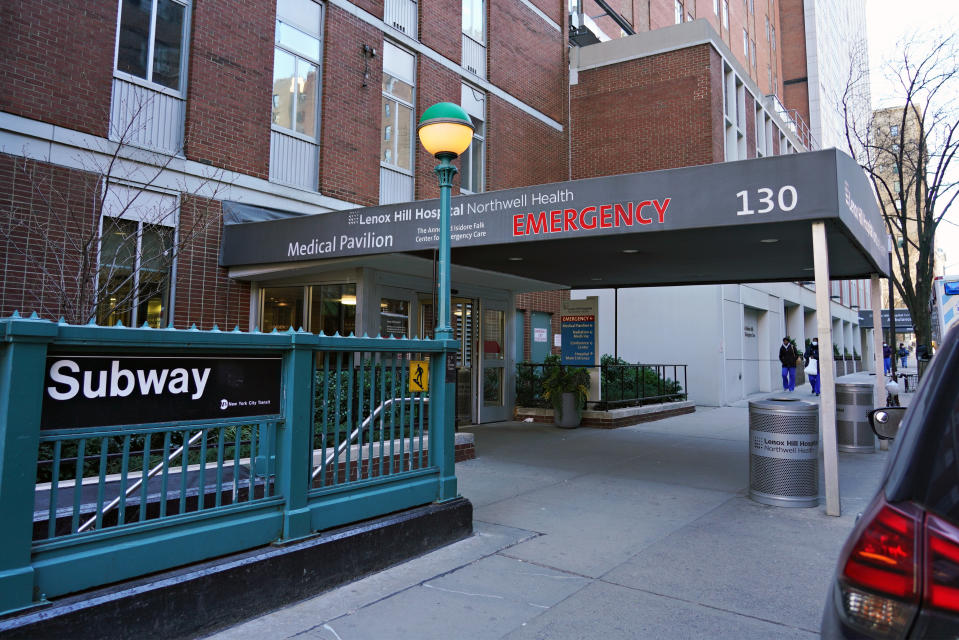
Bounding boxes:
0 314 459 616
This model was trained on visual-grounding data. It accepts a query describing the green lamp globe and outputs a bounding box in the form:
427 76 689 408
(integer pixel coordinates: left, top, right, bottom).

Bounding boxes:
417 102 474 158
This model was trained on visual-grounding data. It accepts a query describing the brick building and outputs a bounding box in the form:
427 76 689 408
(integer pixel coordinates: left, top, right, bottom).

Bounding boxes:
2 0 873 416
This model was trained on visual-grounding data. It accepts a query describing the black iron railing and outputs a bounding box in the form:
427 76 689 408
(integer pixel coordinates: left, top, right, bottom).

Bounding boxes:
516 362 687 410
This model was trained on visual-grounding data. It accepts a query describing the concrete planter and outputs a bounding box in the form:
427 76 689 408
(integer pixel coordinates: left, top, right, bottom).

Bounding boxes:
555 392 582 428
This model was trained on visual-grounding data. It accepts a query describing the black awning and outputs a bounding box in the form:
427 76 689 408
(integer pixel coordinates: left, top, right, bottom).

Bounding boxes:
220 149 887 287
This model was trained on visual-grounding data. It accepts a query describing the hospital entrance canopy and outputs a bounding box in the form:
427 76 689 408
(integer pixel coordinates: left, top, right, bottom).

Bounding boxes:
220 149 887 288
220 148 887 519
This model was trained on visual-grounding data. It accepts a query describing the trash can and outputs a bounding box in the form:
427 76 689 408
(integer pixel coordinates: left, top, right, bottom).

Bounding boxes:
836 380 875 453
749 397 819 508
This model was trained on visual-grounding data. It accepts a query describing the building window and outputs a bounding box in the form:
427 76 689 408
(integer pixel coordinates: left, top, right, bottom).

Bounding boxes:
750 39 756 67
272 0 322 139
743 29 749 56
463 0 485 43
381 42 415 173
722 0 729 28
675 0 683 24
260 283 356 334
116 0 190 92
261 286 305 333
890 124 899 136
771 26 776 51
749 0 754 14
310 284 356 335
460 85 485 194
380 298 409 338
97 187 175 328
894 180 901 193
765 16 769 40
713 0 719 15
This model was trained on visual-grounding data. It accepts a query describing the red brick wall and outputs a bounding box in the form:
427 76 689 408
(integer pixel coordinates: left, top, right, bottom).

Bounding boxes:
0 155 100 322
350 0 384 19
571 44 720 179
515 289 570 360
0 155 248 330
318 7 384 206
184 0 274 178
649 0 676 30
745 93 756 158
487 97 568 191
489 0 566 124
778 0 808 124
0 1 114 137
709 47 725 162
414 57 465 199
173 196 251 331
529 0 564 24
419 0 462 64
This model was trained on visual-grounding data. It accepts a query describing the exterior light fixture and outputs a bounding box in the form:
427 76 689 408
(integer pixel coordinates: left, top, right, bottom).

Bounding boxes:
340 294 357 305
760 238 778 243
508 257 524 261
622 249 639 254
417 102 474 342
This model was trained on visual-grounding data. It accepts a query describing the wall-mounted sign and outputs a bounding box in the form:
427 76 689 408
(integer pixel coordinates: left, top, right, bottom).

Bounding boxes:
408 360 429 393
41 354 282 430
560 298 598 366
533 327 548 343
744 325 756 338
857 309 914 333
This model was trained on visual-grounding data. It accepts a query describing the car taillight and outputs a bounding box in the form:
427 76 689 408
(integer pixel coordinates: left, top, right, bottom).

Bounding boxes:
925 514 959 613
836 496 922 637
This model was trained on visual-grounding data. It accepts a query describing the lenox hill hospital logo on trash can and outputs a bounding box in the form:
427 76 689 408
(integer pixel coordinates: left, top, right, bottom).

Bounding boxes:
41 353 282 430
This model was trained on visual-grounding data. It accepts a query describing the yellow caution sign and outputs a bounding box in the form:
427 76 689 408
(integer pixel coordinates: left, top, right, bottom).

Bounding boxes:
409 360 429 393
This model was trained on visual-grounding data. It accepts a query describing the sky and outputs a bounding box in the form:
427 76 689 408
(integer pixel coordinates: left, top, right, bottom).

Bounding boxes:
866 0 959 275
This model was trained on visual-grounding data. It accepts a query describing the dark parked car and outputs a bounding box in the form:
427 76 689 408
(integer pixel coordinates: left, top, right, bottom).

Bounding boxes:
822 326 959 638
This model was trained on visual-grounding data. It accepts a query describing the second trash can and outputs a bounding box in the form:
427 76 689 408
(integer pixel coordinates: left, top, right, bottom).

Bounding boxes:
836 380 875 453
749 397 819 508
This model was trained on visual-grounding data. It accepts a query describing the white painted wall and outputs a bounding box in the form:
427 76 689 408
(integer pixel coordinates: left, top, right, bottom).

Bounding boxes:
573 282 864 406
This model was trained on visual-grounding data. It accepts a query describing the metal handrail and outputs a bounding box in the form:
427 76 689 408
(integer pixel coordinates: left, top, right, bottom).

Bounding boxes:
311 396 429 480
77 429 207 533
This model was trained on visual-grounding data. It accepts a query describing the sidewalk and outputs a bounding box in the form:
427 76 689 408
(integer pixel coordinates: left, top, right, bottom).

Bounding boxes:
205 395 893 640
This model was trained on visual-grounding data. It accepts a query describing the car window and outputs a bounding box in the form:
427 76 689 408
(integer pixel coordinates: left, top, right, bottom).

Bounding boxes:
886 329 959 522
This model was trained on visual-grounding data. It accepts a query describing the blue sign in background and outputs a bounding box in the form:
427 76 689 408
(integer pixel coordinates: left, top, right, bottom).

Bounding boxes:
561 317 595 366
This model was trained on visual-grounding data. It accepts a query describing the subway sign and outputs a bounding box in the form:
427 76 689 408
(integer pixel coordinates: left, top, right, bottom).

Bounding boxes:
41 353 282 430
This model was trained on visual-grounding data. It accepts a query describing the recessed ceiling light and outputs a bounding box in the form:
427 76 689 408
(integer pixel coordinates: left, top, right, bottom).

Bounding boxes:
508 257 523 261
622 249 639 254
802 267 814 271
760 238 778 243
590 277 603 281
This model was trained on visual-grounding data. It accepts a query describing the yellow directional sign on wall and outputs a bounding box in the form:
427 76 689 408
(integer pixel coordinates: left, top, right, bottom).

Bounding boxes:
409 360 429 393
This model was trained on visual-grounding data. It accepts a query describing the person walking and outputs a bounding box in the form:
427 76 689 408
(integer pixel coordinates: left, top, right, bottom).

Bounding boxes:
779 337 798 392
898 342 909 369
883 342 892 375
805 338 820 396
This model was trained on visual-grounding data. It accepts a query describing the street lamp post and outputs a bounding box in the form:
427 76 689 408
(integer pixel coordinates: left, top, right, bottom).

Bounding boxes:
417 103 474 341
417 102 473 501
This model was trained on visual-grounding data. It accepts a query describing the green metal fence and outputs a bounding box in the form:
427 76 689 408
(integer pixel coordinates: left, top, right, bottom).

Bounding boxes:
0 314 458 615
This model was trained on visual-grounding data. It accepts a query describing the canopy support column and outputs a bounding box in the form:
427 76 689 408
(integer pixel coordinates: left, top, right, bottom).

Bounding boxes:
812 221 840 516
870 274 889 450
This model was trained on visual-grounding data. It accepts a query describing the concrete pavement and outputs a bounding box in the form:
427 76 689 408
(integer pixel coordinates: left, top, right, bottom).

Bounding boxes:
205 392 894 639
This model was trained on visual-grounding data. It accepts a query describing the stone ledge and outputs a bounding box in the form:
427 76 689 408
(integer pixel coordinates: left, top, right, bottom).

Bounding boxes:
514 401 695 428
0 499 473 640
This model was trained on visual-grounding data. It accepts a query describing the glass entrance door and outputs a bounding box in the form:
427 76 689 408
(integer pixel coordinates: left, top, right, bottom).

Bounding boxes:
420 297 476 426
479 303 508 422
